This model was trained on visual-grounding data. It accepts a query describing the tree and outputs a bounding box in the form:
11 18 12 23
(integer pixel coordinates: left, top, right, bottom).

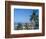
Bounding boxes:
24 23 28 30
35 15 39 29
17 23 22 30
30 11 36 21
14 23 17 30
29 10 39 29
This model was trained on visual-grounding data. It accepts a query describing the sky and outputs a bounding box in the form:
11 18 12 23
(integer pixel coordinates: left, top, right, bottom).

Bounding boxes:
14 8 39 23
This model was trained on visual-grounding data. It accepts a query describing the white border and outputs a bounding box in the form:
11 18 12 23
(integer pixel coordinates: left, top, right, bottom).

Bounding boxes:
11 5 42 34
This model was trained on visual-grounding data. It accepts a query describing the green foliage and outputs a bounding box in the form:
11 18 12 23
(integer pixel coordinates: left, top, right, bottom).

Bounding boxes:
17 23 22 30
29 10 39 29
24 23 28 30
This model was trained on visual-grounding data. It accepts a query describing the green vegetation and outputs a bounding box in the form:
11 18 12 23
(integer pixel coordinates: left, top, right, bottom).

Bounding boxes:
30 10 39 29
17 23 22 30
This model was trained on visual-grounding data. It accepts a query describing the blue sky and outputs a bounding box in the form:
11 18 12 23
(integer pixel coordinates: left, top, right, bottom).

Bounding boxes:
14 8 39 23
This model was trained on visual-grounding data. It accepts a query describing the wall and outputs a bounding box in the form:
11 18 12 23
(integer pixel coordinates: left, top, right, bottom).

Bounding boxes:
0 0 46 39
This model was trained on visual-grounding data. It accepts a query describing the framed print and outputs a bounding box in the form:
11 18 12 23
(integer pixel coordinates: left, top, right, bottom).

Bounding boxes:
5 1 45 38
